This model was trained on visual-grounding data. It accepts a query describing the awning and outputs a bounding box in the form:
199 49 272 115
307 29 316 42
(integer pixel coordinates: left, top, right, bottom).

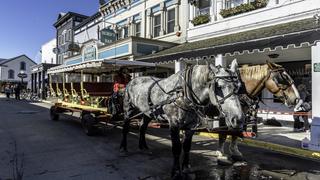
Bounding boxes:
47 59 157 74
137 18 320 64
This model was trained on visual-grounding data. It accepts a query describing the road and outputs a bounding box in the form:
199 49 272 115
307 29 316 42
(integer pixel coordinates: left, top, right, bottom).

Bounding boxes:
0 97 320 180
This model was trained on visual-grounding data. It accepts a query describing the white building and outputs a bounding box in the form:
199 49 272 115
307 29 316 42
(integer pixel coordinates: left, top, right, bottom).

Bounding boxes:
41 38 57 64
136 0 320 150
0 55 36 91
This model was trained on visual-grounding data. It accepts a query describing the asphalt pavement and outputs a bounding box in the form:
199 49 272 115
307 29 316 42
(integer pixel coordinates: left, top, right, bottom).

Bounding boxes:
0 96 320 180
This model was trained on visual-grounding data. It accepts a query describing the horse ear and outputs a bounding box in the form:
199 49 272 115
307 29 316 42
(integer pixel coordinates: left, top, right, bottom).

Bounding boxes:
209 64 219 74
266 60 274 69
230 59 238 73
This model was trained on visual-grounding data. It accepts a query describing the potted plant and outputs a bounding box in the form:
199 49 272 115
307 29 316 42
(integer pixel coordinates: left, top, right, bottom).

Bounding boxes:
191 14 210 26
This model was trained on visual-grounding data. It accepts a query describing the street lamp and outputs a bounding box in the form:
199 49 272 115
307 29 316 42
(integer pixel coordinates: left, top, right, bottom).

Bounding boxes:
17 70 27 87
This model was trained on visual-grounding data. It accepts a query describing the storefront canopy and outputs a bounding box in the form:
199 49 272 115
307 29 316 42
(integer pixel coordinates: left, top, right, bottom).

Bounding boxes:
137 18 320 64
47 59 157 74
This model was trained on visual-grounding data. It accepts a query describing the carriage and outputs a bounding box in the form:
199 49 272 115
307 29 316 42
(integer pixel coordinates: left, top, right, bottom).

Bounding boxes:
47 59 160 135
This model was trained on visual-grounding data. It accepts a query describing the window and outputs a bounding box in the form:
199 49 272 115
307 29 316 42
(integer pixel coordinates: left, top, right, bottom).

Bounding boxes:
135 22 141 37
167 9 175 33
68 29 72 41
197 0 211 15
58 54 63 64
58 36 62 45
8 70 14 79
153 14 161 37
20 62 26 70
225 0 244 9
123 26 128 38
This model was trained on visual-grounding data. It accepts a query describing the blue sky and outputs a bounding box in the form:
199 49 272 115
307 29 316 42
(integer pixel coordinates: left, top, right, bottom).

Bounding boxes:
0 0 99 63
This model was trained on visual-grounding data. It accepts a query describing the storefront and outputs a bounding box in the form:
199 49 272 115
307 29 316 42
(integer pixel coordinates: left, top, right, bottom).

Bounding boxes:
31 63 59 99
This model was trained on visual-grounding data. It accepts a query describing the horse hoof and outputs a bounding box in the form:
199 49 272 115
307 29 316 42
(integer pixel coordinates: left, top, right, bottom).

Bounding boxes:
119 149 129 157
217 158 233 166
172 173 182 180
231 155 244 162
139 149 153 155
182 171 196 180
182 164 192 174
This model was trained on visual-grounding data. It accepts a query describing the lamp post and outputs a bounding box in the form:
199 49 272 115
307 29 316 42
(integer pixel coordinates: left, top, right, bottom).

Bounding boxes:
17 70 27 88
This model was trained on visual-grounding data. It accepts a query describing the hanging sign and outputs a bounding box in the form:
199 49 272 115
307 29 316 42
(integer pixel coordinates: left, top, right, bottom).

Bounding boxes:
314 63 320 72
100 28 116 44
83 45 96 61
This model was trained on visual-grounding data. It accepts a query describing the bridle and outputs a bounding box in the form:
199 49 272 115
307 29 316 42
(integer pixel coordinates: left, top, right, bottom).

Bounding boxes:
182 66 241 128
249 67 294 104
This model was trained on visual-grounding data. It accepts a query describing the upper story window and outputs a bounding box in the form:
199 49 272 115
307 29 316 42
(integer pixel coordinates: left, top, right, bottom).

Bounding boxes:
225 0 244 9
153 14 161 37
8 69 14 79
20 62 26 71
196 0 211 15
116 20 129 40
133 13 142 37
167 8 175 34
135 22 141 37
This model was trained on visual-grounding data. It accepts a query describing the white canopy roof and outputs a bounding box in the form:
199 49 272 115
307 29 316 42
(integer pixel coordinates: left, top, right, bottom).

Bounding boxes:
47 59 157 74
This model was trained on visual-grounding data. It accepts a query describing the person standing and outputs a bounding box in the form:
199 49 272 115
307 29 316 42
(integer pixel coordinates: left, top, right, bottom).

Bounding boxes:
4 84 11 99
293 84 311 132
14 84 21 100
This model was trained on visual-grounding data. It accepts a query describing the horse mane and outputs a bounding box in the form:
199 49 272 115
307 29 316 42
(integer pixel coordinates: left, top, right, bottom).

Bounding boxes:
193 65 210 84
239 64 269 80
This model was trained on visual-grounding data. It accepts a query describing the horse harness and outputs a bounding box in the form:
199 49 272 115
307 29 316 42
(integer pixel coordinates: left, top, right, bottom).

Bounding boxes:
141 66 240 130
248 67 294 99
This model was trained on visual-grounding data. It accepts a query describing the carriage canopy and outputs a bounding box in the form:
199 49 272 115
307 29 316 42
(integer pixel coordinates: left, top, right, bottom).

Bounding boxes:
47 59 157 74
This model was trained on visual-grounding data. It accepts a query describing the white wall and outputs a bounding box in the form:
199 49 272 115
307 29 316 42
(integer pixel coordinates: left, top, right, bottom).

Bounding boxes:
80 0 189 45
74 20 103 44
0 55 36 88
188 0 320 42
41 39 57 64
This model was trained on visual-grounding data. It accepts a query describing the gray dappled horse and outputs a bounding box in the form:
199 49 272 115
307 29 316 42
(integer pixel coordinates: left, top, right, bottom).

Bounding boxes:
216 61 301 162
119 60 244 178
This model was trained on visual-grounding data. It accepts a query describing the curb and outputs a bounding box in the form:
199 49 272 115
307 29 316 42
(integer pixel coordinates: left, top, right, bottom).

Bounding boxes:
198 132 320 161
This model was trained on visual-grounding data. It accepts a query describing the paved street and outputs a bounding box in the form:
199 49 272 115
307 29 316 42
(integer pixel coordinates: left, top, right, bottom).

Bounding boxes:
1 97 320 180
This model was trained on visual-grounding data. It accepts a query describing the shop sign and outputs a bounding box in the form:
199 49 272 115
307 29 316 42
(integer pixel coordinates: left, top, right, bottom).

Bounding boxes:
314 63 320 72
83 46 96 61
100 29 116 44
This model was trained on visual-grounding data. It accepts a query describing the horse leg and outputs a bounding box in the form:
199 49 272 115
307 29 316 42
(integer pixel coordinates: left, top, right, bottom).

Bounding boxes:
170 126 182 179
229 135 243 161
216 133 228 160
182 129 194 171
139 115 152 152
119 108 134 156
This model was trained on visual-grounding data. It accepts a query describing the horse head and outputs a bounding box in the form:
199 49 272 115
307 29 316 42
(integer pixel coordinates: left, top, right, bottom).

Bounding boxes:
208 60 244 130
265 61 300 107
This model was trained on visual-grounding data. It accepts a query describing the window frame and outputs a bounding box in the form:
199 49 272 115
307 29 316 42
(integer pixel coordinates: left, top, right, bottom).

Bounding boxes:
8 69 15 79
135 21 141 37
196 0 211 15
20 62 26 71
152 13 161 38
166 8 175 34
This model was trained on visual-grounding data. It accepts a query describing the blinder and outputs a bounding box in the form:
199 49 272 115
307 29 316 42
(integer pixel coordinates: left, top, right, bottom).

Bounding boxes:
271 70 294 90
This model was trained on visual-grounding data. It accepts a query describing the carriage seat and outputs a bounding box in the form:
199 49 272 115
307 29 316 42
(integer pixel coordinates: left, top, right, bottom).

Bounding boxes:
83 82 114 97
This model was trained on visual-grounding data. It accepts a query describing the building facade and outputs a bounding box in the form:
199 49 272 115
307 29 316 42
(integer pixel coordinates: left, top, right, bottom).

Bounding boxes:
53 12 88 64
31 38 59 99
0 55 36 92
41 38 57 64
